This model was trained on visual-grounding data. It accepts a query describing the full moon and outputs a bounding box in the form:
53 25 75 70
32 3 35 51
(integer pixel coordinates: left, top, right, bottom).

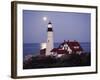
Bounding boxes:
43 17 47 21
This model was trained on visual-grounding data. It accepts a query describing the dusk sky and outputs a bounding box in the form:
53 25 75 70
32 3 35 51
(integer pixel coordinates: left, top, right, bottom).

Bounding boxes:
23 10 91 43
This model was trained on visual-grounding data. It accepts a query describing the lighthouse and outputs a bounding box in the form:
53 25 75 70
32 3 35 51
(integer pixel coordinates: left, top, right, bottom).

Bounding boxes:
46 21 54 56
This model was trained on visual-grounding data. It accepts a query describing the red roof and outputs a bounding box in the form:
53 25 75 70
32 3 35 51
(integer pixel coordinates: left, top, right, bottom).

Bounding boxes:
51 48 58 52
60 40 83 52
51 48 68 54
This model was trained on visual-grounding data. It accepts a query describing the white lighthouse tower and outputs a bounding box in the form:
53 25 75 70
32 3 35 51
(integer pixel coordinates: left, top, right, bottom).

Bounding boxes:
46 21 54 56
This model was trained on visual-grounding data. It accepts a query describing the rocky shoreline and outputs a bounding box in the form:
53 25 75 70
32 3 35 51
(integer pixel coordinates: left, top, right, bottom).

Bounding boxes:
23 52 90 69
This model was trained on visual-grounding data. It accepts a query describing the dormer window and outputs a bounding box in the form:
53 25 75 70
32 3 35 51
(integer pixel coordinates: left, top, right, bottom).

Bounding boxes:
64 44 68 50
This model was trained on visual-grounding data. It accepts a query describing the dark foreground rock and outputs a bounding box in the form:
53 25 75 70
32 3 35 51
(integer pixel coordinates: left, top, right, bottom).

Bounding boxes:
23 53 91 69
